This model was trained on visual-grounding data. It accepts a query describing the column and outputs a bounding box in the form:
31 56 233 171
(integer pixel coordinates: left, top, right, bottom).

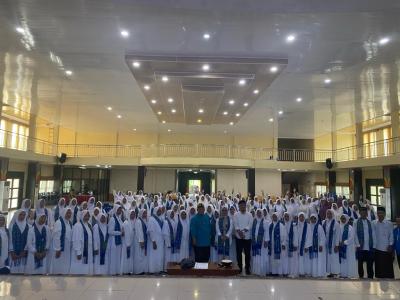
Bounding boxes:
247 168 255 198
53 165 63 194
26 162 40 201
389 64 399 139
0 157 9 212
349 168 363 204
137 166 146 192
385 166 400 221
327 171 336 194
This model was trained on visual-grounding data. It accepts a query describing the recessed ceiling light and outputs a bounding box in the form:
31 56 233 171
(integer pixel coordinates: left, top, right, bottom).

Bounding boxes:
133 128 137 131
324 78 332 84
203 33 210 40
278 110 283 115
96 165 101 168
167 98 174 103
198 108 204 113
202 64 210 71
296 97 302 102
65 70 73 76
151 99 157 104
161 76 169 82
197 119 202 123
378 37 390 45
157 111 162 115
253 89 259 94
171 109 176 113
243 102 249 107
144 85 150 90
238 79 246 86
107 106 112 111
223 111 228 115
117 115 122 119
132 61 141 68
270 66 278 73
120 30 129 38
16 27 24 34
269 118 274 122
235 113 240 117
229 122 234 126
286 34 296 43
167 129 172 132
228 99 235 105
162 120 166 124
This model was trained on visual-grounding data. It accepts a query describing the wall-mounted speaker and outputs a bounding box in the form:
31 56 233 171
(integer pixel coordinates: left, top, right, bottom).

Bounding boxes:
326 158 333 169
58 153 67 164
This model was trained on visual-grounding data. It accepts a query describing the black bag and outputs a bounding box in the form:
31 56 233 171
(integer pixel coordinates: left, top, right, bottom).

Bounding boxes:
180 258 195 270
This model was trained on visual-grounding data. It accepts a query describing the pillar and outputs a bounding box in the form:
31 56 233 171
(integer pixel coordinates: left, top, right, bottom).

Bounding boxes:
26 162 40 201
53 165 63 194
247 168 255 198
385 166 400 221
327 171 336 195
350 168 363 204
389 64 399 139
137 166 146 192
0 157 9 213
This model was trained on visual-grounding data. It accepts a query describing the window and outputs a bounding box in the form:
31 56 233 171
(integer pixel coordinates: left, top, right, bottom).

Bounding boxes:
315 184 327 196
369 185 384 206
39 180 54 193
62 180 72 194
335 185 350 198
7 178 20 209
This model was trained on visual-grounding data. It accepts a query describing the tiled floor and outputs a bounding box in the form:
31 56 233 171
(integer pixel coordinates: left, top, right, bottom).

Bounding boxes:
0 276 399 300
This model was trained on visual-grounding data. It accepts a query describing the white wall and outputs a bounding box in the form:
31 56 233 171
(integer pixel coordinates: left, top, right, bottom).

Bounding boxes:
110 168 138 192
336 169 349 184
255 169 282 197
216 169 247 195
144 168 176 193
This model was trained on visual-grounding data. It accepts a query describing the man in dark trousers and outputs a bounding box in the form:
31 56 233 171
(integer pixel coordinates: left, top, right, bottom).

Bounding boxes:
190 203 211 262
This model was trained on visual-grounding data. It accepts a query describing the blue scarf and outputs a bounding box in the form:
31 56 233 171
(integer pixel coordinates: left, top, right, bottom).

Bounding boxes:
54 205 63 222
72 206 78 224
352 210 359 220
288 221 295 257
113 215 122 246
98 226 108 265
166 218 176 254
11 223 29 266
268 222 281 259
339 224 349 263
356 218 373 254
33 224 47 269
370 210 376 221
139 218 148 255
80 221 92 264
343 206 351 217
60 218 72 252
217 217 230 256
299 222 308 256
153 215 164 230
323 219 335 254
251 218 264 256
309 224 319 259
175 218 183 251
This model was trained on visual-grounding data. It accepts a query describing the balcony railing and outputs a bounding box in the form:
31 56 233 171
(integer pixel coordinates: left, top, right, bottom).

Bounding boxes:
0 128 399 163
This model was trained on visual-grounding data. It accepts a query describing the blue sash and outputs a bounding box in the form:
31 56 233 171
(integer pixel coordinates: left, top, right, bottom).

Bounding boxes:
166 219 176 254
113 215 122 246
72 206 78 224
60 218 72 252
288 221 295 257
343 207 351 217
299 222 307 256
339 224 349 263
217 217 230 256
309 224 319 259
139 218 148 255
33 224 47 269
54 206 62 222
323 219 335 254
11 223 29 266
175 218 183 251
352 210 359 220
80 221 92 264
99 227 108 265
251 218 264 256
268 223 281 259
153 215 164 230
356 219 373 258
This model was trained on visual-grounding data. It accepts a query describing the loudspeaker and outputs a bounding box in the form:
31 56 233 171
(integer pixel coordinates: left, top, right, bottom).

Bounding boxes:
58 153 67 164
326 158 333 169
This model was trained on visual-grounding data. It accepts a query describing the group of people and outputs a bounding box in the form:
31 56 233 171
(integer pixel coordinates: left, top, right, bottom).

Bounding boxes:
0 190 398 279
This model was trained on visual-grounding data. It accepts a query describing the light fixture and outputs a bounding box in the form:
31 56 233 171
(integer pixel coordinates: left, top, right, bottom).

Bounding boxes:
167 129 172 132
171 109 176 113
133 128 137 131
16 27 24 34
223 130 228 134
162 120 166 124
198 108 204 113
202 64 210 71
238 79 246 86
228 99 235 105
324 78 332 84
235 113 240 117
107 106 112 111
378 37 390 45
132 61 141 68
144 85 150 90
157 111 162 115
296 97 302 102
286 34 296 43
269 118 274 122
65 70 73 76
117 115 122 119
203 33 210 40
96 165 101 168
243 102 249 107
167 98 174 103
270 66 278 73
278 110 283 115
253 89 259 94
223 111 228 115
197 119 202 123
161 76 169 82
151 99 157 104
120 30 129 38
229 122 234 126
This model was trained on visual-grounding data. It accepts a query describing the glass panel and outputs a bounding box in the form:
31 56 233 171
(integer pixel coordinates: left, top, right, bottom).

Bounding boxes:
370 186 375 195
370 195 377 205
11 198 18 209
13 179 19 187
12 188 19 198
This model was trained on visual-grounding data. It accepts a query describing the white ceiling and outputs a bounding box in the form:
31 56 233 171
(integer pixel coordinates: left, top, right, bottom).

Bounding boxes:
0 0 400 138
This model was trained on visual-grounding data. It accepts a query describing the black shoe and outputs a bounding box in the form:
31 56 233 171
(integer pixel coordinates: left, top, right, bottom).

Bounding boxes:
245 269 251 275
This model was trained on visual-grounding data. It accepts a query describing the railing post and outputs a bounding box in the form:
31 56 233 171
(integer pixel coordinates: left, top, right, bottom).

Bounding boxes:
293 149 296 162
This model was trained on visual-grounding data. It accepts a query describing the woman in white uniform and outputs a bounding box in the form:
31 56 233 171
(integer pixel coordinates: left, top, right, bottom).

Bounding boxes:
251 209 269 276
269 212 287 275
121 210 136 274
93 212 109 275
134 209 149 274
9 210 29 274
308 214 326 278
338 214 357 278
163 210 178 269
147 206 165 273
175 210 190 262
0 214 9 270
108 204 124 275
297 212 311 276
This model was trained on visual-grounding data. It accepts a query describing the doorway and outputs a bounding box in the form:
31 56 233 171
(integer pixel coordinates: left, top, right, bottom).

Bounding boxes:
177 170 214 195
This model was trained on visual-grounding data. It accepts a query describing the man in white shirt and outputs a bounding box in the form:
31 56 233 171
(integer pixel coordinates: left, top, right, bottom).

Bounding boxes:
233 200 253 275
373 206 394 278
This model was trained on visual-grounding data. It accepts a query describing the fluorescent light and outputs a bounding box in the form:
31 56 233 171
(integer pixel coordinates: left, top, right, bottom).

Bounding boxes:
162 120 166 124
198 108 204 113
286 34 296 43
161 76 169 82
229 122 234 126
203 33 210 40
223 111 228 115
133 128 137 131
171 109 176 113
107 106 112 111
228 99 235 105
167 98 174 103
253 89 259 94
96 165 101 168
144 85 150 90
235 113 240 117
324 78 332 84
197 119 202 123
65 70 73 76
270 66 278 73
151 99 157 104
243 102 249 107
238 79 246 86
296 97 302 102
16 27 25 33
202 64 210 71
120 30 129 38
157 111 162 115
378 37 390 45
132 61 141 68
167 129 172 132
117 115 122 119
269 118 274 122
278 110 283 115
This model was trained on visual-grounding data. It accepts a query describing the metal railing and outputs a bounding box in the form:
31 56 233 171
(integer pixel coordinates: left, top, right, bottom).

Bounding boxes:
1 128 399 163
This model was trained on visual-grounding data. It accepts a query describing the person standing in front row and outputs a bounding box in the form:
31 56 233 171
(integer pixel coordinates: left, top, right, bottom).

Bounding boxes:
233 200 253 274
373 206 394 278
190 203 211 262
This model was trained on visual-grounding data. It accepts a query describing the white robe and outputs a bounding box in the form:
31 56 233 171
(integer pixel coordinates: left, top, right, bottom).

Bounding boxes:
216 217 233 261
0 228 9 268
134 219 149 274
308 223 326 278
323 218 340 275
228 215 237 262
108 215 124 275
9 223 29 274
339 224 357 278
285 222 299 277
70 222 94 275
120 220 135 274
163 218 178 269
297 221 312 276
93 223 109 275
25 225 51 274
176 219 190 262
50 218 72 274
269 222 287 275
251 218 269 276
147 216 165 273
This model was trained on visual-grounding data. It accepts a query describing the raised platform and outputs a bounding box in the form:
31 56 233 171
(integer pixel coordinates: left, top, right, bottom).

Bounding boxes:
166 262 241 276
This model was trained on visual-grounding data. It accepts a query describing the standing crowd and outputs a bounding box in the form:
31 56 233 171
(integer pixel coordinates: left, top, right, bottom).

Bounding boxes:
1 190 399 279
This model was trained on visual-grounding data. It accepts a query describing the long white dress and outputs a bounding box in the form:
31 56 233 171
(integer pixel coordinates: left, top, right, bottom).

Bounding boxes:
339 223 357 278
162 217 178 269
216 217 233 261
93 223 109 275
308 223 326 278
147 215 165 273
175 218 190 262
120 219 135 274
25 224 51 274
297 221 312 276
134 218 149 274
286 222 299 277
0 226 9 268
322 218 340 275
269 222 287 275
228 215 237 262
9 219 29 274
107 214 124 275
251 218 269 276
50 217 73 274
70 221 94 275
